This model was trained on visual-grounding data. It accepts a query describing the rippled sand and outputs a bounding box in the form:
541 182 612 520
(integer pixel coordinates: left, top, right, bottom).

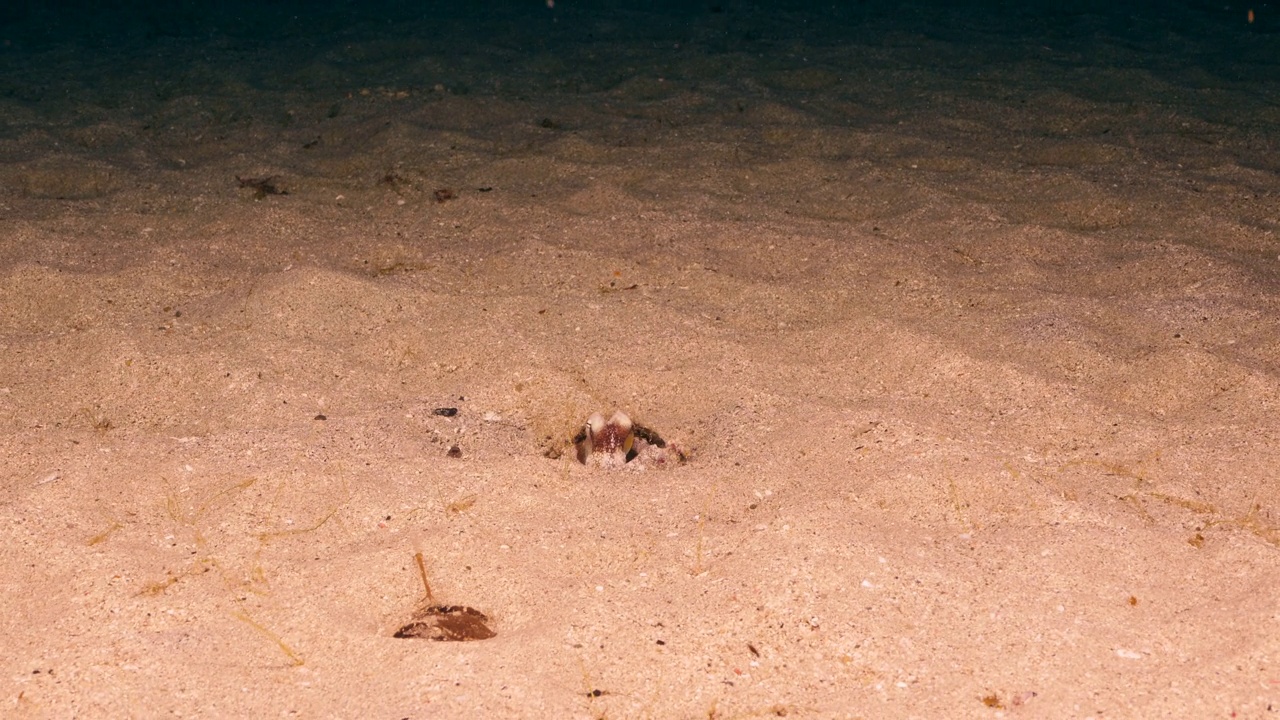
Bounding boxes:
2 2 1278 716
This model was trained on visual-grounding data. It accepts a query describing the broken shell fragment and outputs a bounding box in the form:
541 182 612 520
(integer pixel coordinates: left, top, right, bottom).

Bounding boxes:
394 605 496 641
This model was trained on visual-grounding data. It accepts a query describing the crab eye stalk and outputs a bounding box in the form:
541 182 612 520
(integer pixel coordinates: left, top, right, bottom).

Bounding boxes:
574 413 602 464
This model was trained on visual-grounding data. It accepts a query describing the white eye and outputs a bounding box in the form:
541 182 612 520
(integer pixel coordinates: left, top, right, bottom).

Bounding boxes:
576 413 606 464
585 412 607 440
607 411 632 434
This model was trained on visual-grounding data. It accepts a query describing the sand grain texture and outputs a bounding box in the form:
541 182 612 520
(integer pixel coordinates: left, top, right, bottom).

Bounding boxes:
2 1 1279 717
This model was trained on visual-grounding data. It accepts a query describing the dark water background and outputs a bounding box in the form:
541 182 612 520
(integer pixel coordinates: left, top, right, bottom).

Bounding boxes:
2 1 1273 107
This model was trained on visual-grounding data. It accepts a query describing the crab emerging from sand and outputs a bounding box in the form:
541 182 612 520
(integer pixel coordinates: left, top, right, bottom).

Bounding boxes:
573 411 688 469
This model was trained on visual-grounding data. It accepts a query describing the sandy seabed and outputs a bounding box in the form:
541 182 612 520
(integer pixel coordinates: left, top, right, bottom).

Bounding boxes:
1 1 1279 717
